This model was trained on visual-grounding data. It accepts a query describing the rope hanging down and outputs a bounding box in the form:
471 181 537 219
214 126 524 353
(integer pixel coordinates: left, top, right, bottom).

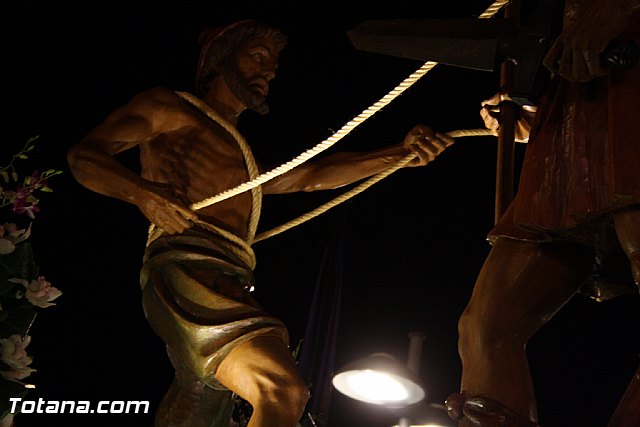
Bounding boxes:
189 0 509 242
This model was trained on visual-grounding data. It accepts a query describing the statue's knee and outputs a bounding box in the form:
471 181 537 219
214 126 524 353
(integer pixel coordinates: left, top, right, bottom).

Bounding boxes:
625 250 640 285
289 379 310 411
458 306 483 357
458 304 523 358
613 207 640 284
253 372 309 412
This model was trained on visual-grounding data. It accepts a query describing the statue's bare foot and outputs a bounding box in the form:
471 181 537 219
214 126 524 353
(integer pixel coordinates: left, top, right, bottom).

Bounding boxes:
445 391 467 421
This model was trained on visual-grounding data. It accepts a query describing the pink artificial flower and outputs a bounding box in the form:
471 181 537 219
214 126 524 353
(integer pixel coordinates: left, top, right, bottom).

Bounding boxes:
8 276 62 308
10 197 40 219
0 223 31 255
3 178 41 219
0 335 36 382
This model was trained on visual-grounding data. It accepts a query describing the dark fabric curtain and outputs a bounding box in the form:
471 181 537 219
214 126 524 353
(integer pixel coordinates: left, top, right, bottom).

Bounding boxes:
298 205 349 426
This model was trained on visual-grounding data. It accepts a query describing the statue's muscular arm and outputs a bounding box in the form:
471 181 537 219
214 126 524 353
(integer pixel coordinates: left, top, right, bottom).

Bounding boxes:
263 124 453 194
68 87 197 234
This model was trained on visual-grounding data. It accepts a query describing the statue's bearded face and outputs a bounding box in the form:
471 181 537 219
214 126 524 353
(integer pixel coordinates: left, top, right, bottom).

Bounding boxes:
224 37 278 115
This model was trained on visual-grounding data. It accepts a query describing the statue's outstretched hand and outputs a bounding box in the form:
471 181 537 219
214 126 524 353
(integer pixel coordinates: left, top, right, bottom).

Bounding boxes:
137 182 196 234
480 93 537 143
402 124 454 167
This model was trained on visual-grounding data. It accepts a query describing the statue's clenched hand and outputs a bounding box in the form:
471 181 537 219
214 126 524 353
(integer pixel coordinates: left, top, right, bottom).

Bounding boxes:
402 124 455 167
138 182 197 234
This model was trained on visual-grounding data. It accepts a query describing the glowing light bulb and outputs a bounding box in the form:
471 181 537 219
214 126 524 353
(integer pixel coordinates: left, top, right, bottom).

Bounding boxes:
332 353 426 406
345 370 409 403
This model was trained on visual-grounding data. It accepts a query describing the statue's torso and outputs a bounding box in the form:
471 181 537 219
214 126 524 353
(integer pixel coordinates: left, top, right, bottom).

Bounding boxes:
139 95 254 238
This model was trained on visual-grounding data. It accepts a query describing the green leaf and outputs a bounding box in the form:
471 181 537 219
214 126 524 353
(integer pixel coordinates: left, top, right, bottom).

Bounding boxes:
0 376 30 420
0 172 8 184
5 307 37 337
0 260 15 290
0 279 16 296
0 243 38 280
43 170 62 179
25 135 39 145
17 155 28 160
0 307 37 338
11 172 18 182
40 187 53 193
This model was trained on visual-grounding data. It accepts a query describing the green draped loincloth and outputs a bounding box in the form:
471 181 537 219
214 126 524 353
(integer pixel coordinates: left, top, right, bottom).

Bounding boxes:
140 229 289 390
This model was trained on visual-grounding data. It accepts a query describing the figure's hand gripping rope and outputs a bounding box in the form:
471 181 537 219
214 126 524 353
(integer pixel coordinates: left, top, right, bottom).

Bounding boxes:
186 0 508 242
251 128 494 242
189 59 439 212
189 0 508 214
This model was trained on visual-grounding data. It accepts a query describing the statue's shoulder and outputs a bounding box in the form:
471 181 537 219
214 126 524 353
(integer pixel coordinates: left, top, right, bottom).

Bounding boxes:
125 87 191 124
134 86 182 106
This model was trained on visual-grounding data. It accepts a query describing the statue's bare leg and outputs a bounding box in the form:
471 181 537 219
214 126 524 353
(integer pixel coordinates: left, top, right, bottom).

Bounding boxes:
613 206 640 286
155 347 234 427
607 206 640 426
456 237 593 424
215 335 309 427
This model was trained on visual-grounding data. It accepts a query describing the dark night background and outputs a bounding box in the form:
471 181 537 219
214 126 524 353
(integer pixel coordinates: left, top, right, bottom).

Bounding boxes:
2 1 640 426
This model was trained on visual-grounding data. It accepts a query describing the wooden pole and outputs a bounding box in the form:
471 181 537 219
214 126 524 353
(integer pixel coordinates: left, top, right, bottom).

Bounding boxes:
495 0 520 224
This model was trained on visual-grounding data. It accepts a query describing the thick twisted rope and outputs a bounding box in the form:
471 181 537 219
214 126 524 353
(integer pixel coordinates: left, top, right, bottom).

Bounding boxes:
478 0 510 18
179 0 509 247
254 128 495 242
191 61 438 211
177 92 262 245
190 0 510 213
146 92 262 269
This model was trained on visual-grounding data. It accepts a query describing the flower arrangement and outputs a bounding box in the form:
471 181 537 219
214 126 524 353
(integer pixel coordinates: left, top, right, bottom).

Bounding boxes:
0 137 62 425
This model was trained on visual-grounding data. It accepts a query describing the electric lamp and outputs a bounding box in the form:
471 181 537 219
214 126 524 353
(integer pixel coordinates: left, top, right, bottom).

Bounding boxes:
391 403 455 427
331 352 426 407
